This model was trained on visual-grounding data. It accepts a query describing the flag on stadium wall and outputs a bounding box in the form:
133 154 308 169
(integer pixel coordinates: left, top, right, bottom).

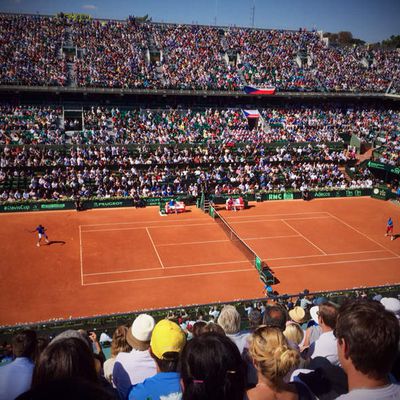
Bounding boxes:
244 85 276 95
242 109 261 119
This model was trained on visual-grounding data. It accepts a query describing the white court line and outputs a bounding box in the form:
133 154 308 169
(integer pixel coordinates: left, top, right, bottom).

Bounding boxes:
84 266 164 276
84 259 250 276
326 212 400 258
81 222 216 232
157 239 230 247
81 217 208 228
82 267 256 286
230 216 332 225
79 225 83 286
83 249 390 277
146 228 165 269
224 211 329 219
267 249 387 261
272 256 400 270
157 235 301 247
281 219 327 255
81 216 331 233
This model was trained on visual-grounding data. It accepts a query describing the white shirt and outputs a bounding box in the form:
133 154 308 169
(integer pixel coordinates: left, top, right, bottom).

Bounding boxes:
309 330 339 365
336 384 400 399
0 357 34 400
113 349 157 400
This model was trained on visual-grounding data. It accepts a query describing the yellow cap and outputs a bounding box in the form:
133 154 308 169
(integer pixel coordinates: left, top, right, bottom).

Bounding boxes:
150 319 186 360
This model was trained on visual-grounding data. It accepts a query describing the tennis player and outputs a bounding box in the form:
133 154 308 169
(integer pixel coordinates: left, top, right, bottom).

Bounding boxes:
385 217 394 241
32 224 50 247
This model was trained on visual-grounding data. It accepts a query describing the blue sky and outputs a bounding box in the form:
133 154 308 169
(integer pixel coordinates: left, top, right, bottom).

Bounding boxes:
1 0 399 43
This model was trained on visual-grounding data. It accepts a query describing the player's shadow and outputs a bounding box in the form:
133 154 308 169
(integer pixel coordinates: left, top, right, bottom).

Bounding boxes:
391 234 399 241
47 240 66 246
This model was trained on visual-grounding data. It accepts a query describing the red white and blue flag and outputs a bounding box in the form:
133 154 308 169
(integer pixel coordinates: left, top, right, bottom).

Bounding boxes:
244 85 276 95
242 109 261 119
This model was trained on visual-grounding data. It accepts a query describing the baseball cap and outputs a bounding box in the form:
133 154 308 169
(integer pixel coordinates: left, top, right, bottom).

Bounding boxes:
150 319 186 360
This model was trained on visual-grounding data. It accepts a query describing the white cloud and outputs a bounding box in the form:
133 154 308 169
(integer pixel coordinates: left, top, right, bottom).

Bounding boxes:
82 4 97 10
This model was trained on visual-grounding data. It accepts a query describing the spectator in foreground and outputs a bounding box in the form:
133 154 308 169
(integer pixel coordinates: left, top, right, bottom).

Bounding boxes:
335 299 400 399
180 332 246 400
247 326 313 400
16 377 117 400
31 337 98 386
112 314 156 400
103 326 131 385
128 319 186 400
0 330 37 400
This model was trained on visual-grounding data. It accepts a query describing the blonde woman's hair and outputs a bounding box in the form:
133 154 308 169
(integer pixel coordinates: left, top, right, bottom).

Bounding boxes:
283 322 304 345
249 326 300 386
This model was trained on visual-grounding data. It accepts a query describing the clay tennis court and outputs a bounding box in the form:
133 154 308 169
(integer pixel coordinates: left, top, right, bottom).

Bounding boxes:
1 196 400 326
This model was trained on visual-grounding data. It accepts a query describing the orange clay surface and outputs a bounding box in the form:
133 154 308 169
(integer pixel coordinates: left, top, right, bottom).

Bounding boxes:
1 197 400 326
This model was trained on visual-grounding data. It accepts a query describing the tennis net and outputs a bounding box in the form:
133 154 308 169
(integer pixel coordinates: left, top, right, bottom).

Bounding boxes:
209 205 263 272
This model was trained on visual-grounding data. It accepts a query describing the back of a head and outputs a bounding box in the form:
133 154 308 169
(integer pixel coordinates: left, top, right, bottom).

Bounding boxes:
217 305 241 335
180 332 246 400
12 329 37 359
192 321 207 338
283 322 304 345
110 325 131 357
16 377 115 400
33 337 98 388
335 299 400 379
248 309 262 331
262 305 287 331
197 322 226 337
318 302 339 330
248 326 300 387
150 319 186 372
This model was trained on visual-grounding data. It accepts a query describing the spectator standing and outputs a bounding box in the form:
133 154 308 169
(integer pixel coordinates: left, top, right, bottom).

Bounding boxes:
0 330 37 400
128 319 186 400
112 314 156 400
335 299 400 399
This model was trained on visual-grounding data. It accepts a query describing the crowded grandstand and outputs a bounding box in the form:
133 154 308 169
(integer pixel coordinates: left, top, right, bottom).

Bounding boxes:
0 8 400 400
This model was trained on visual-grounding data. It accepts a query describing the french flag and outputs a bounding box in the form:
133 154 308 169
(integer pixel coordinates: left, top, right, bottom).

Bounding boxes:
242 109 260 119
244 85 276 95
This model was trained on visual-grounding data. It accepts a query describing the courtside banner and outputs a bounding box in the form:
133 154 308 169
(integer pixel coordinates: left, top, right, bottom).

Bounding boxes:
244 85 276 95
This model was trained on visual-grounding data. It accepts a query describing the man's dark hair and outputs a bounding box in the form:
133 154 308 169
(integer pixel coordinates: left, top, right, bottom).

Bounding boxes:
335 299 399 379
318 302 338 330
150 350 180 372
262 305 288 331
12 330 37 359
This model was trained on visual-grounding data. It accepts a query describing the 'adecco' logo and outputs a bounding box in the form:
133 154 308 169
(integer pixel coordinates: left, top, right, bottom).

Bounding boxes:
313 192 331 198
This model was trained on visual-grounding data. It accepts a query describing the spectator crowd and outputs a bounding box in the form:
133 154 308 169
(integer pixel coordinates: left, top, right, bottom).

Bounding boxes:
1 14 399 93
1 103 393 203
0 295 399 399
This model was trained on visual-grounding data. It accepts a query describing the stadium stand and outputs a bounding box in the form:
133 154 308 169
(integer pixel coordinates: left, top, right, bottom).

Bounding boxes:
0 10 400 400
